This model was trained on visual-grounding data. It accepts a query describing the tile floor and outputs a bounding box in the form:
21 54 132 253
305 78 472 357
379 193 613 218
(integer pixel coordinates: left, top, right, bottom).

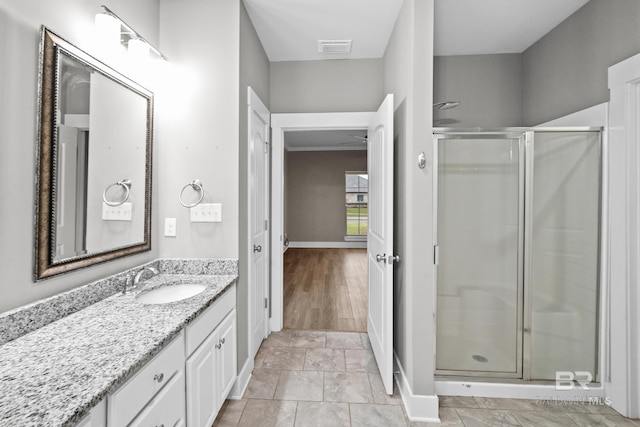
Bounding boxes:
213 329 640 427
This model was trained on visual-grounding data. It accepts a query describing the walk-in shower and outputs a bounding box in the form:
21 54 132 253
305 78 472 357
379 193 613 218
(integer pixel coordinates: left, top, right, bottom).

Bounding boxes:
433 128 602 382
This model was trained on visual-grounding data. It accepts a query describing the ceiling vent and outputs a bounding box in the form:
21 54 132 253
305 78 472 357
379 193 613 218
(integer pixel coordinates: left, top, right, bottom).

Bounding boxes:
318 40 352 54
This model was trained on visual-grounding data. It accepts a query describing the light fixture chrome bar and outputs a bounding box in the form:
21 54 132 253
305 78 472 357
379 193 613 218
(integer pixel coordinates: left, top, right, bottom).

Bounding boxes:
100 5 168 61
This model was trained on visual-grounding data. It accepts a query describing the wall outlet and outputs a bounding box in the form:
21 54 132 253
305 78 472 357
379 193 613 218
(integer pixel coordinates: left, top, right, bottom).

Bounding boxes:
102 202 133 221
190 203 222 223
164 218 177 237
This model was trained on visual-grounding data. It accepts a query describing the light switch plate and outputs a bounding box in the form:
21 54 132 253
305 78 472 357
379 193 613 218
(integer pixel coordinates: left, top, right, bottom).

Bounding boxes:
164 218 177 237
190 203 222 223
102 202 133 221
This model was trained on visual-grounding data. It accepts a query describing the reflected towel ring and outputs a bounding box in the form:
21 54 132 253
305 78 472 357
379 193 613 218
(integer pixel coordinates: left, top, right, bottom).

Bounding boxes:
179 179 204 208
102 179 132 207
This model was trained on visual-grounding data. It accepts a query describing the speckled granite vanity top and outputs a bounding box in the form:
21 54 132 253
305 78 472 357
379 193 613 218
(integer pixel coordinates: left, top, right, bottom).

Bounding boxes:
0 264 237 426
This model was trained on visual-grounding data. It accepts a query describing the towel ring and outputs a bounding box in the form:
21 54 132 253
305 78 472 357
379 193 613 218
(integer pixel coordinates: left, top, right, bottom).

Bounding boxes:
179 179 204 208
102 179 132 207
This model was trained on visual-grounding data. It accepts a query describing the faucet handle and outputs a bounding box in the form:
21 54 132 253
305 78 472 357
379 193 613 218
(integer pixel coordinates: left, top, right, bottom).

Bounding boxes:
121 275 134 295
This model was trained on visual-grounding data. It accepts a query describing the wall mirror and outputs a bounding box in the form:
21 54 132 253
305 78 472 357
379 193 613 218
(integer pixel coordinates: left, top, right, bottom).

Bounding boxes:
35 27 153 280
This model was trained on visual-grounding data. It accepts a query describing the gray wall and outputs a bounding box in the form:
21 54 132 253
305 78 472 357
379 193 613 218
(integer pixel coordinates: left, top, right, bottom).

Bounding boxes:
433 0 640 127
0 0 159 313
384 0 435 396
286 150 366 243
238 0 270 375
157 0 239 260
522 0 640 125
270 59 384 113
434 54 522 127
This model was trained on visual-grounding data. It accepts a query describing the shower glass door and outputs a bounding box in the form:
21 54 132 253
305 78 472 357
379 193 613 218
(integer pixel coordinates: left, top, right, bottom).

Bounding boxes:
435 133 524 376
527 131 601 381
435 129 602 381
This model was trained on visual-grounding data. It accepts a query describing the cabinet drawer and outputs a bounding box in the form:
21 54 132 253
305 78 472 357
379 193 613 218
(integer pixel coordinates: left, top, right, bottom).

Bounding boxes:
108 331 185 427
186 285 236 355
129 369 186 427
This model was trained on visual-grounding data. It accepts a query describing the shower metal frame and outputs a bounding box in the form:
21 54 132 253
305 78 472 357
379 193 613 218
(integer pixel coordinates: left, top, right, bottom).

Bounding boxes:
432 127 603 381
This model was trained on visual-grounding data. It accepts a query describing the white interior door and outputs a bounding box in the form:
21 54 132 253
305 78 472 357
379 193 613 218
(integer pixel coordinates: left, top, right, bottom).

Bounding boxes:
248 87 270 358
367 94 395 394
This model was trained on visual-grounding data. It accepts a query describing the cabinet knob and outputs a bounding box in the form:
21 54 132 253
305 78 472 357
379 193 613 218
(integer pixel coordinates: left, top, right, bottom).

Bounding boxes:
215 343 222 350
220 338 226 344
154 373 164 383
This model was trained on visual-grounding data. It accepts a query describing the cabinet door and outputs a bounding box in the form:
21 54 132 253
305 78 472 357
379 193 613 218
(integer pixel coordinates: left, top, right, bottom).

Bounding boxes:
76 399 106 427
215 311 237 412
186 331 217 427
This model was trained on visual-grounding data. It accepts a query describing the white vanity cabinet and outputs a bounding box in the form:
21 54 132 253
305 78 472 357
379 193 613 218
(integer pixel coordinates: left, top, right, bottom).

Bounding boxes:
185 286 237 427
94 285 236 427
76 399 106 427
107 331 186 427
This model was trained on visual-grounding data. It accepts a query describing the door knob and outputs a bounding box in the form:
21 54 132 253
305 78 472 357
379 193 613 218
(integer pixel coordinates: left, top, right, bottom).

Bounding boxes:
388 255 400 264
253 244 262 253
376 254 386 262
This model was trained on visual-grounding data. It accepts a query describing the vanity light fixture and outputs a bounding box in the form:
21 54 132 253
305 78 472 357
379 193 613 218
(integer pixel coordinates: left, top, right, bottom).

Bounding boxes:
97 5 168 61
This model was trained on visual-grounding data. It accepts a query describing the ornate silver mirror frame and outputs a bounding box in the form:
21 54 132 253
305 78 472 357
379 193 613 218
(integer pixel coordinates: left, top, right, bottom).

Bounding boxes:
35 27 153 280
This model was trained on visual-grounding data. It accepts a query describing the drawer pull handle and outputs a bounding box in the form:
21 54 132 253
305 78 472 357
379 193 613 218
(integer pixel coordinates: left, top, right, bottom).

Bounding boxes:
154 373 164 383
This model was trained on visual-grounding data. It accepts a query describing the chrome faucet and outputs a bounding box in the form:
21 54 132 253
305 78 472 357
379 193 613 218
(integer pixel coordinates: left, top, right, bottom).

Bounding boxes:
122 266 159 295
134 266 159 287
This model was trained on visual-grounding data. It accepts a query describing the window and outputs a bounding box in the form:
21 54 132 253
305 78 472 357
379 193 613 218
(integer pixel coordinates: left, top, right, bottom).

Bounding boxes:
345 172 368 236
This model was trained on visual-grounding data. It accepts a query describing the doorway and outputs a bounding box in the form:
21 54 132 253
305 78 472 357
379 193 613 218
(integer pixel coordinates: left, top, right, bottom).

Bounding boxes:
271 95 396 393
282 134 369 332
270 112 375 332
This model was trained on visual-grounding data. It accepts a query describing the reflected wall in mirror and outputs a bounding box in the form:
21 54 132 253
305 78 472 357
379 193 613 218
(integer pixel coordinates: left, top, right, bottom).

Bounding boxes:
35 27 153 280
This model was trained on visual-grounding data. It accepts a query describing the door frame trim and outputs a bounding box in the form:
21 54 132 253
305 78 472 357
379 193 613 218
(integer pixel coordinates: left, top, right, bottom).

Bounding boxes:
270 112 374 331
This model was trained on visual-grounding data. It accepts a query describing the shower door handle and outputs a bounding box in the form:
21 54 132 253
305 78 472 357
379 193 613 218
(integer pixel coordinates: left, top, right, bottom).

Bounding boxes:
376 254 386 263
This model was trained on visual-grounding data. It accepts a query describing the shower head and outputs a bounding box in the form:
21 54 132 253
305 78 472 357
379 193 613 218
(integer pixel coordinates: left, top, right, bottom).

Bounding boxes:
433 101 461 110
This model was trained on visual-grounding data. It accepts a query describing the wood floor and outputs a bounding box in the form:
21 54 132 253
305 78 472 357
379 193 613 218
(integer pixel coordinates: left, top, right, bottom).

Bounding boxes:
283 248 367 332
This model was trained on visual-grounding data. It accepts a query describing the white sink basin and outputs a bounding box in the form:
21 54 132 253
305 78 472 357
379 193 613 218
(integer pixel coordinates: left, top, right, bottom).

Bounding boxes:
136 283 207 304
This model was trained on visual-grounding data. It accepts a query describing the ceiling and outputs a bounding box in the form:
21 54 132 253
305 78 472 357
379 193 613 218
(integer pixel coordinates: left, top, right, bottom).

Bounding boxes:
249 0 591 150
243 0 590 61
284 129 368 151
243 0 404 62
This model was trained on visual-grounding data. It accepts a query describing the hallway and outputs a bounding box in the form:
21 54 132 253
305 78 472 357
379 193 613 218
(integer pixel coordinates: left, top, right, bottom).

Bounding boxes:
283 248 367 332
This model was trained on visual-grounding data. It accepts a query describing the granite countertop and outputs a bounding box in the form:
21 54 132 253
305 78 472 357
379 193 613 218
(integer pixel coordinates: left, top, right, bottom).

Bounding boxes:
0 272 237 426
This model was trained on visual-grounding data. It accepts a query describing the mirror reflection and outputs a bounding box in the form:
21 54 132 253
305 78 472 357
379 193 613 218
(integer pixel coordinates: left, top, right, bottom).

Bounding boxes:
36 27 152 279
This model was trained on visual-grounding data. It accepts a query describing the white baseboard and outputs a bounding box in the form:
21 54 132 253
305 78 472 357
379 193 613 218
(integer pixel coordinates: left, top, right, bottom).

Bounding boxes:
394 352 440 422
435 380 606 400
289 241 367 249
228 356 253 399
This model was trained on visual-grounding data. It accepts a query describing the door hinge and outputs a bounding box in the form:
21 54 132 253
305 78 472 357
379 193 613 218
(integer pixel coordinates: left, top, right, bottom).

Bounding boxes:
264 141 269 153
264 297 269 309
434 245 439 265
265 220 269 230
